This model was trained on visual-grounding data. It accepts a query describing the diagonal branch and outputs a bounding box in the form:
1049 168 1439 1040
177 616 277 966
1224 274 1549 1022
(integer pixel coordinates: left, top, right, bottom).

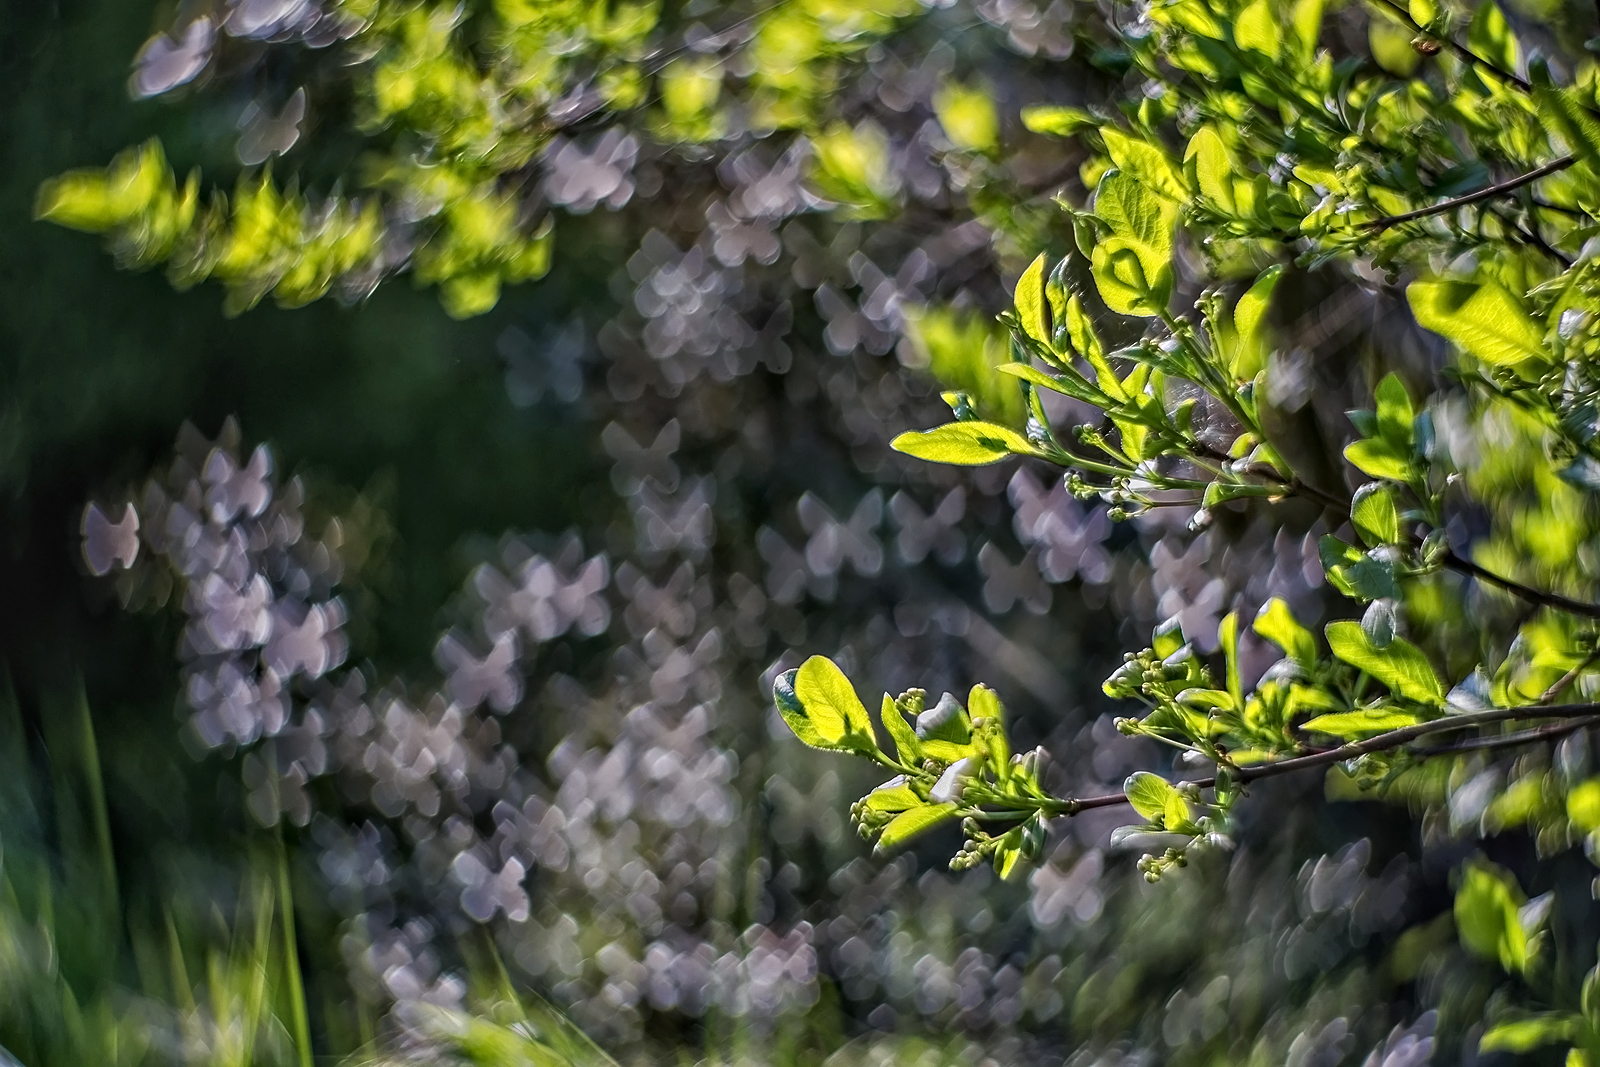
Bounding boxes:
1407 714 1600 756
1365 156 1576 232
1058 702 1600 813
1442 551 1600 620
1369 0 1532 91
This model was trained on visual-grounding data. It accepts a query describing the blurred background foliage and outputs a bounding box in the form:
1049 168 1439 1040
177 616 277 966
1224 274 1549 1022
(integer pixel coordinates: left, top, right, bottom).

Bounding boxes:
5 0 1600 1064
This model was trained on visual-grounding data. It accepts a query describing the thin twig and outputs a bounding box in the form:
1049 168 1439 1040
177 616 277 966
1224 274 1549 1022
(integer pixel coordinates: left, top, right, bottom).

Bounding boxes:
1443 551 1600 620
1408 714 1600 756
1058 702 1600 812
1365 156 1576 232
1539 648 1600 705
1370 0 1532 91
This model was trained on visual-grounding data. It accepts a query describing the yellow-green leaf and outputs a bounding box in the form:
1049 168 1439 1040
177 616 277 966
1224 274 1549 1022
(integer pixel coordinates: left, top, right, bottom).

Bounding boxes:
1479 1015 1581 1054
1185 126 1235 213
1101 127 1188 202
1254 597 1318 667
880 694 923 763
1344 439 1414 481
876 803 958 852
1325 621 1444 704
1301 709 1424 737
1567 778 1600 832
1351 482 1401 546
794 655 874 740
1408 279 1547 368
934 82 999 155
1125 771 1179 823
1534 83 1600 166
1014 253 1050 346
1021 105 1099 137
1468 0 1521 77
892 421 1040 465
1455 859 1532 973
863 776 923 813
1235 0 1280 61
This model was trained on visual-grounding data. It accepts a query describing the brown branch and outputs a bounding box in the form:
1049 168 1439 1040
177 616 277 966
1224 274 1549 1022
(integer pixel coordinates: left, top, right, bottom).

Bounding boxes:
1443 551 1600 620
1058 702 1600 813
1407 714 1600 756
1365 156 1576 232
1539 648 1600 705
1369 0 1532 91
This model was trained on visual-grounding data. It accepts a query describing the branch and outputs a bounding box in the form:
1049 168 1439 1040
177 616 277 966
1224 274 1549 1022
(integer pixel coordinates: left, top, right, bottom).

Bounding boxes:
1407 714 1600 756
1059 702 1600 813
1369 0 1532 91
1443 551 1600 620
1365 156 1577 232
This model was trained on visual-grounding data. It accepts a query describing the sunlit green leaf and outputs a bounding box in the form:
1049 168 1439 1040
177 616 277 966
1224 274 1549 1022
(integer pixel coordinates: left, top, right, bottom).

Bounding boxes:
1351 482 1401 546
1467 1 1521 77
1479 1015 1581 1054
1235 0 1280 61
1021 105 1100 136
1455 859 1533 973
1014 253 1050 347
876 803 958 852
1125 771 1179 822
1301 709 1423 738
891 421 1041 465
1325 621 1444 704
1407 279 1547 369
1254 598 1318 668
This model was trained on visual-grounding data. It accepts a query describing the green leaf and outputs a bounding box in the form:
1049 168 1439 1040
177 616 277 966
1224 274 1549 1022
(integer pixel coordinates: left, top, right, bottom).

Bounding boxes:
1100 127 1188 201
891 422 1040 465
934 82 999 154
794 655 874 738
1091 170 1176 317
1301 709 1423 738
1291 0 1322 61
1325 621 1444 704
1092 246 1158 318
997 362 1104 404
1373 373 1415 450
876 803 958 852
1410 0 1438 23
1370 19 1420 76
1468 0 1521 77
968 684 1003 724
1230 265 1282 379
1568 779 1600 832
1343 438 1415 481
1455 860 1532 973
1014 253 1050 347
880 694 923 763
1184 126 1235 213
906 307 1024 426
994 831 1025 880
1020 105 1100 137
1479 1015 1582 1054
862 776 923 813
1219 611 1243 710
774 657 880 755
1318 536 1398 602
1351 483 1401 546
1235 0 1280 61
1535 83 1600 167
1254 598 1318 668
1065 294 1123 398
1407 279 1547 368
1153 614 1186 659
1125 771 1179 822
